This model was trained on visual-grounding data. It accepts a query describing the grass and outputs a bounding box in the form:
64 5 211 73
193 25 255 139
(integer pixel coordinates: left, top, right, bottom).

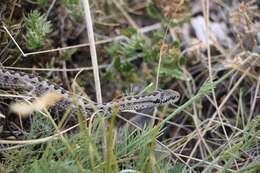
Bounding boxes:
24 10 52 50
1 112 187 172
0 0 260 172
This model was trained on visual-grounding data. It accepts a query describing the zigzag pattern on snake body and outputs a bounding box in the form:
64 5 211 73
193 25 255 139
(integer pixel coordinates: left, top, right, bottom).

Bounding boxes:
0 69 180 116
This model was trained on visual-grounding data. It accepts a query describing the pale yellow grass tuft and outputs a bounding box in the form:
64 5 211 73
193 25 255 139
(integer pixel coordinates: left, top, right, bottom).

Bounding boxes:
10 92 64 117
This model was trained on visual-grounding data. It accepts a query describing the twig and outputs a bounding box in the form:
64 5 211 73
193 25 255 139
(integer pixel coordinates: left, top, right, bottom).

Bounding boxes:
2 65 107 72
81 0 102 104
0 121 81 145
2 24 26 56
249 79 260 120
3 23 162 57
111 0 139 30
155 43 164 89
46 0 57 18
197 0 234 166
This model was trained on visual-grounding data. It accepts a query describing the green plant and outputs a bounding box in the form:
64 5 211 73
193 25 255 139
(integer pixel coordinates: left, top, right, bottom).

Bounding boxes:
146 3 191 28
61 0 84 20
158 41 187 80
106 31 186 86
106 33 149 83
25 10 52 50
33 0 49 6
1 113 187 172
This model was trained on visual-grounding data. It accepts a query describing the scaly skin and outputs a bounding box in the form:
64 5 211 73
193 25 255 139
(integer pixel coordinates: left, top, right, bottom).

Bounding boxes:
0 68 180 116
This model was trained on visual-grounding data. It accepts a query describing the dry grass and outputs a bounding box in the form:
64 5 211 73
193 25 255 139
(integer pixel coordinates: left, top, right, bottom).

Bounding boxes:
0 0 259 172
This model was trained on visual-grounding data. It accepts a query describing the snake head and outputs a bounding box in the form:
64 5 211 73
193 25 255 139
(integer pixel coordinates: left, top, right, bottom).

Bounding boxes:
158 89 180 105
